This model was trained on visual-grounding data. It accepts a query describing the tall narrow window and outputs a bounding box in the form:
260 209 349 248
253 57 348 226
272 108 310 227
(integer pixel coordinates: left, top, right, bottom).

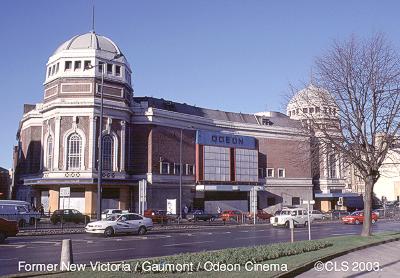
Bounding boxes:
67 133 82 170
102 135 113 171
329 154 337 178
47 135 53 170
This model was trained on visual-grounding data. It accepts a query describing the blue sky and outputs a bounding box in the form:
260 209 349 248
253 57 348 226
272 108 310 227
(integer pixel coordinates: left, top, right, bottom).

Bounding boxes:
1 0 400 168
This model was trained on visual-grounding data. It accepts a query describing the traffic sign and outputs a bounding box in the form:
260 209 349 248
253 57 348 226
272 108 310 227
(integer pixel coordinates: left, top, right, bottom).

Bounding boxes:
60 187 70 197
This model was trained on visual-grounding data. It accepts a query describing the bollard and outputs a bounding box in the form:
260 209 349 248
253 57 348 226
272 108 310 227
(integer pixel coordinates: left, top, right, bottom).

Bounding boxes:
290 219 294 243
60 239 73 271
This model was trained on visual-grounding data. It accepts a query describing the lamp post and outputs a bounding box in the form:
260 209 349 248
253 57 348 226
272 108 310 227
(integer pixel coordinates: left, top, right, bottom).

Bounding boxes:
179 129 183 222
89 54 122 220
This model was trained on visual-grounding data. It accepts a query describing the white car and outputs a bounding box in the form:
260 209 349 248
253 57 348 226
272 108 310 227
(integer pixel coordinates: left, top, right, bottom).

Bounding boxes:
309 210 324 220
270 208 311 228
85 213 153 237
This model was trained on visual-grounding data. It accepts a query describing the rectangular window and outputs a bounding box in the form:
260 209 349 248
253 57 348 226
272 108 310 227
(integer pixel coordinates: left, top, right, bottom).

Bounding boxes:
98 62 105 72
65 61 72 70
48 67 51 77
267 168 274 178
204 146 230 181
160 162 170 174
329 154 337 178
186 164 195 175
292 197 300 206
278 168 285 178
107 63 113 74
115 65 121 76
84 60 91 70
258 168 266 178
309 107 314 113
74 61 81 70
235 148 258 182
56 63 59 73
315 107 320 113
303 108 308 113
174 163 181 175
52 65 56 75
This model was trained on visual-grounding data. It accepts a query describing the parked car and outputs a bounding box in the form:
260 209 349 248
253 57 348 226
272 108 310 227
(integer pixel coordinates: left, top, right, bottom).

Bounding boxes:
221 210 243 221
101 209 129 220
271 208 311 228
85 213 153 237
186 210 217 222
309 210 324 221
341 211 378 225
323 210 350 220
248 210 273 221
0 203 36 227
50 209 90 224
0 218 18 243
144 209 175 224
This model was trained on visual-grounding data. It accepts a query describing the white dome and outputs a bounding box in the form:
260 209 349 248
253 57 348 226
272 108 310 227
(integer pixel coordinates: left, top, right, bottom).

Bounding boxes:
53 32 123 55
287 84 337 120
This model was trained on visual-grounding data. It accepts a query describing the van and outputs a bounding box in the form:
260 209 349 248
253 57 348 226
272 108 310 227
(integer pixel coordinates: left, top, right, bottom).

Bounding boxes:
0 200 40 221
0 203 35 227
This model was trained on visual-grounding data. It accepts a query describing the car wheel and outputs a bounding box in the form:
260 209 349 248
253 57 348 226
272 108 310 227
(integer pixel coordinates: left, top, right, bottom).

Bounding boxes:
211 217 215 222
304 221 308 227
372 219 376 224
18 219 26 228
0 232 6 243
285 221 290 228
138 226 147 235
29 217 35 225
355 220 360 225
104 227 114 237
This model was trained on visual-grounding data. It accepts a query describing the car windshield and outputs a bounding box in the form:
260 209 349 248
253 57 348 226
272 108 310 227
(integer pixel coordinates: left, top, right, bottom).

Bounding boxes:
106 214 120 221
281 210 291 215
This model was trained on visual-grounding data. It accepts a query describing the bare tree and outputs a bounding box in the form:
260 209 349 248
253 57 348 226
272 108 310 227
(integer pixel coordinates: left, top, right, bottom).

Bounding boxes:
289 34 400 236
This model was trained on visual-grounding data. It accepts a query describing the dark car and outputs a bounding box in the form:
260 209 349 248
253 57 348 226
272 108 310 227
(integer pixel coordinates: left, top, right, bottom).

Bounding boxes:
187 210 217 222
0 218 18 243
50 209 90 224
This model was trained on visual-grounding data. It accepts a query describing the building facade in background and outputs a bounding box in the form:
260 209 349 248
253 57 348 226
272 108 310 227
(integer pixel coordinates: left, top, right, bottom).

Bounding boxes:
13 31 351 216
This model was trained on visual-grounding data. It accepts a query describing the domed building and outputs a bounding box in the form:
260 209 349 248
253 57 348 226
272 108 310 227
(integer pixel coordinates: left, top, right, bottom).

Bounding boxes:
286 84 359 212
13 30 320 217
15 31 133 214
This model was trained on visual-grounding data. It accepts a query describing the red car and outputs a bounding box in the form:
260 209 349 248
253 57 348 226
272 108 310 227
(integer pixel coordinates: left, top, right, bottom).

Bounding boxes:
221 210 243 221
144 209 175 224
248 210 273 221
341 211 378 225
0 218 18 243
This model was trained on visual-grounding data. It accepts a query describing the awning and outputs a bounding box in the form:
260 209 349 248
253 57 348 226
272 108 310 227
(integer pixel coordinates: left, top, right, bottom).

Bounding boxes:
315 192 360 198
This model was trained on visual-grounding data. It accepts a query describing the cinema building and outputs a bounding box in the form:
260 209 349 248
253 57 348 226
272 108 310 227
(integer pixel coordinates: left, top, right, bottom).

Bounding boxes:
13 31 318 215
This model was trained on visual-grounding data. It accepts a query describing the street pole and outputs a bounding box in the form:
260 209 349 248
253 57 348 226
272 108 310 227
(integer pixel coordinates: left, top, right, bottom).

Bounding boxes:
179 129 183 223
96 64 104 221
307 201 311 240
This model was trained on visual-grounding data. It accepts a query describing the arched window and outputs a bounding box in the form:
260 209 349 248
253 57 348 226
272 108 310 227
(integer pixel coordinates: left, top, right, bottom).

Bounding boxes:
102 135 113 171
46 135 53 170
67 133 82 170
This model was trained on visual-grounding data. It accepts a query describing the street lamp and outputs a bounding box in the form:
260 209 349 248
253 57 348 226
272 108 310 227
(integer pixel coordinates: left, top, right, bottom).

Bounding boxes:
88 53 123 220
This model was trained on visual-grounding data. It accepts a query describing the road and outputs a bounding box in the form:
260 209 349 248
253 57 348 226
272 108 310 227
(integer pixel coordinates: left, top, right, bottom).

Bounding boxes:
1 221 399 276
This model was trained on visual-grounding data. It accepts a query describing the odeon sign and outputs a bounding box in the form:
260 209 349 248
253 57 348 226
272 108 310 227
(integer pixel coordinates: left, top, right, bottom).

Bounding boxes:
196 130 256 149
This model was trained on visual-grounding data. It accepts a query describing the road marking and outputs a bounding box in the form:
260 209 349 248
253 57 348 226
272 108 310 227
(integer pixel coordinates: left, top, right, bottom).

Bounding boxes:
0 257 18 261
0 244 26 248
331 232 357 236
163 240 214 247
235 235 274 240
74 247 136 255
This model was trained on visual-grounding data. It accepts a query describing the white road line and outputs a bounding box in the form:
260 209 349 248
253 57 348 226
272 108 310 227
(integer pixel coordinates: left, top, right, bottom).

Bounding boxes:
331 232 357 236
0 257 18 261
163 240 214 247
0 244 26 248
74 247 136 255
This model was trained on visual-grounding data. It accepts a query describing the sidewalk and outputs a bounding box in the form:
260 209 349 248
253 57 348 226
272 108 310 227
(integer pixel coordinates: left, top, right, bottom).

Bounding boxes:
297 240 400 277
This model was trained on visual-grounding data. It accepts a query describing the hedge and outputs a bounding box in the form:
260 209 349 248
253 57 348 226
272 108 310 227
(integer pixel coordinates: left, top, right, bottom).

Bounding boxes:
129 239 332 273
